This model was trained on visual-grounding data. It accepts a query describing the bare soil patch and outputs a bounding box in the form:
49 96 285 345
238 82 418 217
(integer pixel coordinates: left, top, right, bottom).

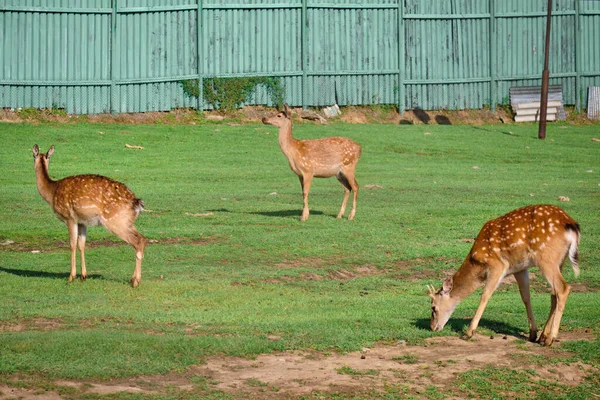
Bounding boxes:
0 236 223 253
1 105 593 126
1 332 596 399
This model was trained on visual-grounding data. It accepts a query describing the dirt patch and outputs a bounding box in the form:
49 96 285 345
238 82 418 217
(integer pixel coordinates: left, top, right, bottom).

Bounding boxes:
1 332 596 400
1 105 593 126
0 318 64 333
0 236 223 253
273 257 328 269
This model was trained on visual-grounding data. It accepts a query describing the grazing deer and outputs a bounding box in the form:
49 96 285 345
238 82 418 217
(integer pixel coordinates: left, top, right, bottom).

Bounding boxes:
32 145 147 287
262 104 362 221
428 205 580 346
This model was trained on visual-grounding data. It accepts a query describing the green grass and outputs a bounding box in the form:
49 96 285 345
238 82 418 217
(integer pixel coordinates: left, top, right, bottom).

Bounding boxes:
0 121 599 393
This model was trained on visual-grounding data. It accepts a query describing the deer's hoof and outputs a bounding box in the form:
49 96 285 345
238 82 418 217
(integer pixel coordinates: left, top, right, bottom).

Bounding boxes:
537 335 554 346
528 332 538 343
68 275 76 282
130 278 140 288
80 274 87 281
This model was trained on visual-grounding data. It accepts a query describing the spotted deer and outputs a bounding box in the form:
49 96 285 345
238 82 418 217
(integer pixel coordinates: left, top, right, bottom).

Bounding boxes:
262 104 362 221
428 205 580 346
32 145 147 287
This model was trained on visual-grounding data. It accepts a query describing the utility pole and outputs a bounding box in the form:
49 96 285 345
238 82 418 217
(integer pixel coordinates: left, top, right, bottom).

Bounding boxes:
538 0 553 139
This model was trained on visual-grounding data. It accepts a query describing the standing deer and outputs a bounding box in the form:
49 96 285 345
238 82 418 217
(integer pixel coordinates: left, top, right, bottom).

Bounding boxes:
262 104 362 221
428 205 580 346
32 144 147 287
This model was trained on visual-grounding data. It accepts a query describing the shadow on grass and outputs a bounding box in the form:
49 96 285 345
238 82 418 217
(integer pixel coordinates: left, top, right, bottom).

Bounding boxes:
250 209 326 218
211 208 327 219
414 317 528 340
0 266 102 281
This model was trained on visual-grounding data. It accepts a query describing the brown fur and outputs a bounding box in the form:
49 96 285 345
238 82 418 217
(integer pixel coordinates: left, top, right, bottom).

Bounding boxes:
32 144 147 287
262 104 362 221
429 205 580 346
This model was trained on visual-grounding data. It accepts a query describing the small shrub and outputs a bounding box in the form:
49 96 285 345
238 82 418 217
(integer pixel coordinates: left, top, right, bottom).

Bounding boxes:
181 76 285 112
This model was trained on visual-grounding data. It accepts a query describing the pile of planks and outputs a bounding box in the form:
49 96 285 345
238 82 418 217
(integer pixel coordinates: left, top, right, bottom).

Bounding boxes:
510 86 566 123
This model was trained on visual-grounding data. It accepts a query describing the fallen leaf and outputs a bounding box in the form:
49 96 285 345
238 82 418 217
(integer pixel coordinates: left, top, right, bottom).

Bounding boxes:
365 184 383 189
125 144 144 150
592 138 600 142
558 196 570 202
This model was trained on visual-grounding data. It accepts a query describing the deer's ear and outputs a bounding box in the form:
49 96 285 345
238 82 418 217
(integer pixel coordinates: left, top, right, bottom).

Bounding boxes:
33 144 40 157
284 104 292 119
441 277 453 295
47 145 55 158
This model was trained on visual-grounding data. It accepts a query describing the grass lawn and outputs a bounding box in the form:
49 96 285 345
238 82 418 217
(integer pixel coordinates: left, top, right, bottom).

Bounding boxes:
0 119 598 398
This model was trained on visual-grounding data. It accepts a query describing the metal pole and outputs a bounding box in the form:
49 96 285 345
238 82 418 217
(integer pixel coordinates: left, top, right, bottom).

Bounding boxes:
301 0 308 109
197 0 203 113
538 0 552 140
575 0 581 113
489 0 496 112
398 0 405 116
110 0 118 114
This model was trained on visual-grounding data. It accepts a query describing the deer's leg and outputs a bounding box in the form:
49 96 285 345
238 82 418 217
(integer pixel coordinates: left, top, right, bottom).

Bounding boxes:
538 264 571 346
514 270 538 342
335 172 351 219
105 216 147 287
346 170 359 221
299 174 313 222
465 261 505 339
67 220 78 282
77 224 88 280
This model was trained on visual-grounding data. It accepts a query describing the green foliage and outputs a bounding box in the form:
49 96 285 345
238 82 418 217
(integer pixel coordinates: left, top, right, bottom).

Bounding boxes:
181 76 285 111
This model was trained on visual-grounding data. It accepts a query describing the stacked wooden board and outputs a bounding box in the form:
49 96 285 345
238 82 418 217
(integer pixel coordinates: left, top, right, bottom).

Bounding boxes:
510 86 566 122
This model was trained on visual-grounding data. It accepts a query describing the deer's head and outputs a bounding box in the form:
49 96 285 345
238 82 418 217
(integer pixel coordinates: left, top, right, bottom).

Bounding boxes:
262 104 292 128
33 144 54 171
428 277 458 331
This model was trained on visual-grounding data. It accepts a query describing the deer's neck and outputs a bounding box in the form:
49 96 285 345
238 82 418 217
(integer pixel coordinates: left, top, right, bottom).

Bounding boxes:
450 258 485 301
277 123 300 159
35 160 58 205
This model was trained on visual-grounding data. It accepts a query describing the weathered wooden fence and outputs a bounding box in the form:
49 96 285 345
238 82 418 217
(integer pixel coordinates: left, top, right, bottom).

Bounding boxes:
1 0 599 114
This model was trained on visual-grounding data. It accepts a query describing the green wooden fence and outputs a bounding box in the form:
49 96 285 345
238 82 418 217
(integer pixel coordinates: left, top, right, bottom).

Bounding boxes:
1 0 599 114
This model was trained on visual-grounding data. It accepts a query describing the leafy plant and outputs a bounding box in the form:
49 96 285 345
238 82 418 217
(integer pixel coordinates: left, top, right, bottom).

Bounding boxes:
181 76 285 112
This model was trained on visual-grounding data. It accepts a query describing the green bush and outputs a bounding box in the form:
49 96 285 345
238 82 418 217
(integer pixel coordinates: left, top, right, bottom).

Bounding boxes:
182 76 285 112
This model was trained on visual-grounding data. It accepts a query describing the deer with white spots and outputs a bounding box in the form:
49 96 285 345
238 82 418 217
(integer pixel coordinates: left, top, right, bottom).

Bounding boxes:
33 145 147 287
262 104 361 221
428 205 580 346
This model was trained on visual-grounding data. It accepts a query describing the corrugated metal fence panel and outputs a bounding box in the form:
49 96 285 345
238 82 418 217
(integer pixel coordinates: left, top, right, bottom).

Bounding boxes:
306 3 398 106
0 0 112 113
202 2 302 107
114 5 198 112
1 0 600 113
404 0 490 109
579 0 600 100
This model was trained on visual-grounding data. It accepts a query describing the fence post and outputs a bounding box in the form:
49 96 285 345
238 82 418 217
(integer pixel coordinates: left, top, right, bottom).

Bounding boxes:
398 0 405 116
301 0 308 109
575 0 581 113
489 0 496 111
110 0 118 114
197 0 204 112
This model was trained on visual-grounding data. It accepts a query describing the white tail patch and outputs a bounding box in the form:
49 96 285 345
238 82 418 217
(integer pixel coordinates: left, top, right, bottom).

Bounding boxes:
565 229 580 278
